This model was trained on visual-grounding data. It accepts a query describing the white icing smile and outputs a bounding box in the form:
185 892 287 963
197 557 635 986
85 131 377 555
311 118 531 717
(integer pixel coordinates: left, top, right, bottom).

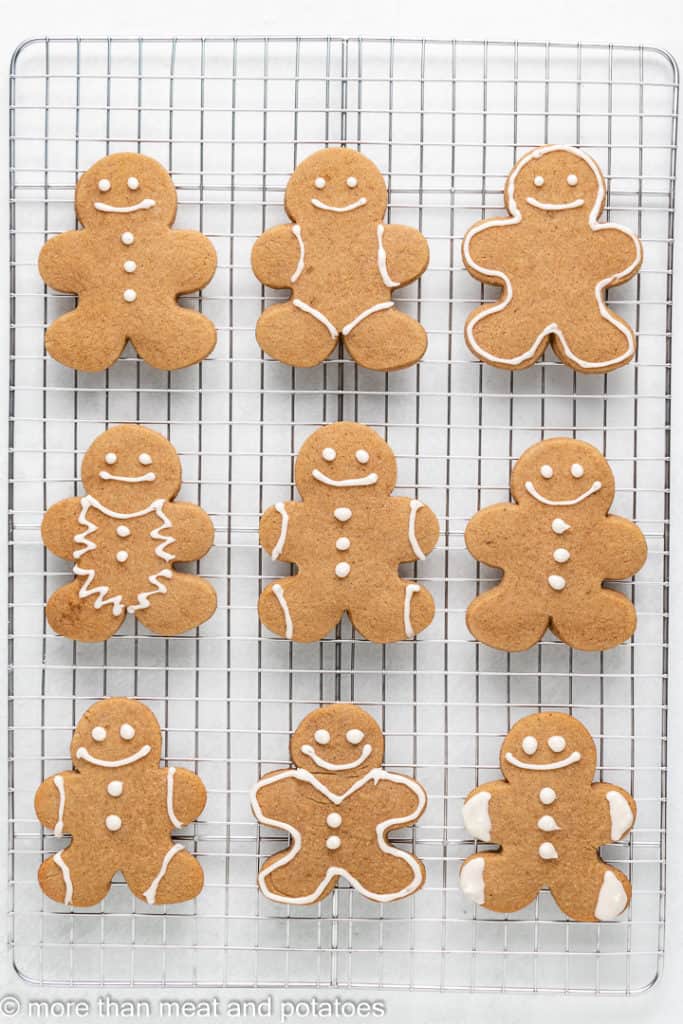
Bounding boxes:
76 744 152 768
312 469 378 488
99 471 157 483
526 197 585 212
524 480 602 506
93 198 156 213
505 750 581 771
310 197 368 213
300 742 372 772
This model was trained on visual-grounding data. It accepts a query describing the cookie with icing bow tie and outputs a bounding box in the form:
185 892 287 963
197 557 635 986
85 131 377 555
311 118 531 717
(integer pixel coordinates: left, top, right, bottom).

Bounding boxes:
35 698 206 907
251 704 427 904
39 153 217 371
252 147 430 371
465 437 647 651
460 712 636 922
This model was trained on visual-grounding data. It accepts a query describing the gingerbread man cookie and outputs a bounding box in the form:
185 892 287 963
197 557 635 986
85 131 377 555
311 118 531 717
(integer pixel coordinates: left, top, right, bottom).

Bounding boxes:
460 713 636 922
259 422 440 643
465 438 647 651
251 704 427 904
462 145 643 372
35 698 206 907
39 153 217 372
252 148 430 371
42 424 216 642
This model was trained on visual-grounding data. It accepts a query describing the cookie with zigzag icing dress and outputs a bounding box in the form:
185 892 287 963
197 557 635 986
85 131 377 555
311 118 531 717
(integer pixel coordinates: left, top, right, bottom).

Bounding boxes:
41 424 216 641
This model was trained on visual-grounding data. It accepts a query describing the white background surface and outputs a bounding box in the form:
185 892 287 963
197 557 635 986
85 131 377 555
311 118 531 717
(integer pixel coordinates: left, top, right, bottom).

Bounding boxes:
1 0 682 1021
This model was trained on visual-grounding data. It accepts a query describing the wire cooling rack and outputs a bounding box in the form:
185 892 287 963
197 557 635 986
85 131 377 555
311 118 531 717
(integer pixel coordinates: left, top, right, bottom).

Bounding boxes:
7 37 676 995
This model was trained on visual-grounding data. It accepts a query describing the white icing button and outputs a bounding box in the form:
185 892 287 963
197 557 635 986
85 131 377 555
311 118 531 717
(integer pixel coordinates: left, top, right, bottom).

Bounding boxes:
314 729 330 745
548 574 566 591
551 518 570 534
98 178 111 192
571 462 584 478
314 177 326 189
123 259 137 273
346 176 358 188
105 814 122 832
116 550 129 563
107 780 123 797
334 508 352 522
539 787 556 805
127 176 140 190
553 548 570 563
326 835 341 850
538 841 558 860
123 288 137 302
540 464 553 479
534 175 544 187
91 726 106 742
537 815 560 832
335 562 351 579
346 729 364 745
104 452 117 465
119 723 135 740
121 231 134 245
548 735 566 753
322 447 336 462
355 448 369 464
522 736 538 755
116 525 131 538
336 537 350 551
138 453 152 465
326 812 342 828
567 173 578 186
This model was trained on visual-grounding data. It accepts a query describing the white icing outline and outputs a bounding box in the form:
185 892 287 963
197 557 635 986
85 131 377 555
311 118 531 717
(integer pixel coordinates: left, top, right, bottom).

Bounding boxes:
143 843 184 905
524 480 602 506
292 298 395 339
463 144 643 370
76 744 152 768
462 790 492 842
408 499 426 560
53 775 66 837
311 196 367 213
93 198 156 213
505 750 581 771
595 869 628 921
404 583 421 639
312 469 378 488
460 856 485 905
377 224 399 287
299 743 372 772
606 790 634 841
272 583 293 640
53 850 73 905
290 225 305 283
251 766 425 904
341 302 394 336
98 471 156 483
292 299 337 338
271 502 288 560
526 196 585 212
167 766 182 828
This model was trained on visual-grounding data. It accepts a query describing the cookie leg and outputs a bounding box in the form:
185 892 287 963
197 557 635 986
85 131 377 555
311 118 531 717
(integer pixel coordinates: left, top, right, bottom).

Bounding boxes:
259 577 342 642
552 307 635 372
466 583 549 652
38 846 114 906
256 301 339 368
465 302 552 370
459 851 542 914
349 847 425 901
46 308 127 372
258 849 337 904
551 588 636 651
132 307 216 371
550 858 631 922
46 581 124 642
343 307 427 371
133 572 217 636
125 844 204 906
348 577 435 643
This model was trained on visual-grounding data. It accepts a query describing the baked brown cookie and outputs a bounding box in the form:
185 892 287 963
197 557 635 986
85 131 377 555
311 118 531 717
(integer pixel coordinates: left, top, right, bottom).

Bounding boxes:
35 698 206 907
39 153 217 371
252 148 429 371
465 438 647 651
259 422 440 643
251 704 427 904
42 424 216 641
462 145 643 372
460 712 636 922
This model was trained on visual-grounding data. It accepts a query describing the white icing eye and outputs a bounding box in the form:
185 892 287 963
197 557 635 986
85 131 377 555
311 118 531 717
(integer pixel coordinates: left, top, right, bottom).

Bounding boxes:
322 447 336 462
571 463 584 478
540 465 553 479
548 735 566 753
127 176 140 190
98 178 111 193
346 176 358 188
314 177 326 189
355 449 370 465
314 729 330 745
522 735 538 755
104 452 117 465
534 175 544 187
567 173 578 186
91 726 106 742
138 452 152 465
119 723 135 741
346 729 364 745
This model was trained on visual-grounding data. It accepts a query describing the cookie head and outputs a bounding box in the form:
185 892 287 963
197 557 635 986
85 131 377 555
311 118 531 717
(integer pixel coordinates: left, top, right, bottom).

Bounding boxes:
285 148 388 223
508 146 605 220
76 153 177 228
501 713 596 783
291 705 384 775
71 697 162 772
294 422 397 501
81 424 182 513
510 438 614 514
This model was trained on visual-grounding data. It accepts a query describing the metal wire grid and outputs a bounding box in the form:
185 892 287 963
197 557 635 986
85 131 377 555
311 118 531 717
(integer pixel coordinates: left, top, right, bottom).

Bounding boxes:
6 36 676 994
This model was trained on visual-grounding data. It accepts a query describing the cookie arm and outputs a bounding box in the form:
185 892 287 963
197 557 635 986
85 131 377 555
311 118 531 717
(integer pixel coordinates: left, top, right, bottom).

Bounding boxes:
38 231 86 294
597 516 648 580
41 497 83 561
594 225 643 284
380 224 429 287
464 503 520 568
259 501 300 563
374 773 427 824
590 782 636 845
166 767 207 826
165 502 214 562
388 497 439 563
166 230 218 294
34 772 76 832
462 780 510 845
251 225 302 289
251 772 307 826
462 219 514 285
